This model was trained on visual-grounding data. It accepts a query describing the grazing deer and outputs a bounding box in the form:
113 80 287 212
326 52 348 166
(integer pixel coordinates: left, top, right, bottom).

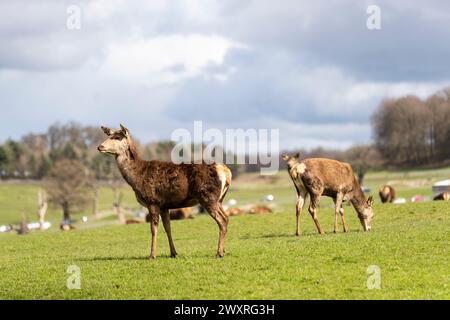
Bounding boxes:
98 125 232 259
283 153 374 235
379 185 396 203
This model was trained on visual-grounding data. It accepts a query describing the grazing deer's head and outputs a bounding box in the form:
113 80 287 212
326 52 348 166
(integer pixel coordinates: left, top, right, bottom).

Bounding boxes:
98 124 131 156
358 196 374 231
282 153 300 168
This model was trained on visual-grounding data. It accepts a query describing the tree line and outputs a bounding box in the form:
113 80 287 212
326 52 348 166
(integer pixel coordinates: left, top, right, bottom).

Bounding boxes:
1 87 449 181
372 88 450 166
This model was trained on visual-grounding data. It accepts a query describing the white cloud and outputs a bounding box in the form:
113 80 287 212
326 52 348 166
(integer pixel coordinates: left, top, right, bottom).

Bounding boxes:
100 34 246 85
286 66 448 118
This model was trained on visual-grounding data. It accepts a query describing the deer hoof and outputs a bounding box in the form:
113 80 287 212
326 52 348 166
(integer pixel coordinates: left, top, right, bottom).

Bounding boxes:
149 255 156 260
170 253 178 258
216 252 225 258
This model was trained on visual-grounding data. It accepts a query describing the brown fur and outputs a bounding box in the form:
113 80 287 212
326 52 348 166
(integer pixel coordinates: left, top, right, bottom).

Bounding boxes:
225 207 245 217
248 205 273 215
125 219 143 225
98 125 232 259
433 192 450 201
283 153 374 235
379 185 396 203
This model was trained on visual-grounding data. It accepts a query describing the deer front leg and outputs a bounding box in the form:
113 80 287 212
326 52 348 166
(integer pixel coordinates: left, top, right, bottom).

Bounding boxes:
161 209 177 258
334 193 344 233
295 189 307 236
147 206 160 260
308 195 324 235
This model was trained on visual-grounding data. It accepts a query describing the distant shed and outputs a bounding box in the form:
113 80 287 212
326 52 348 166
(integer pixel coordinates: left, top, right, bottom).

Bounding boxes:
432 179 450 196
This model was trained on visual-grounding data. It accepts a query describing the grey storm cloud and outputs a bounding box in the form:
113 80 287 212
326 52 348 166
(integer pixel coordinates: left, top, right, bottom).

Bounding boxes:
1 0 450 149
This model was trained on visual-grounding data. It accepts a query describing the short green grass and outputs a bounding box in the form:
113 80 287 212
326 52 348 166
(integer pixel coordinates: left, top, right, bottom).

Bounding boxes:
0 202 448 299
0 168 449 299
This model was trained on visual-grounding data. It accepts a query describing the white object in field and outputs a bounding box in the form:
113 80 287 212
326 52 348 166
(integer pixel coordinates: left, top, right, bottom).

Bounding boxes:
25 221 52 230
41 222 51 230
361 186 371 193
393 198 406 204
264 194 275 202
0 225 13 233
432 179 450 196
81 216 88 223
227 199 237 206
27 222 41 230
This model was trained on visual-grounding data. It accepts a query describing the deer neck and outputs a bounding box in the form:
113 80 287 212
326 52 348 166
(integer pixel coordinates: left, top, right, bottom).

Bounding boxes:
350 180 367 215
116 149 141 187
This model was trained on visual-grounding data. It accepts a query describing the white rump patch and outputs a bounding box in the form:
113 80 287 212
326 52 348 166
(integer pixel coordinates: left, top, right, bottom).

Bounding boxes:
215 164 228 199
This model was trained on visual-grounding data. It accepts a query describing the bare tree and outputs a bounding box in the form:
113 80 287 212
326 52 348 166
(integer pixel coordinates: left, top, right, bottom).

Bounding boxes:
345 144 382 185
372 96 432 166
45 159 94 224
425 89 450 161
37 190 48 229
109 179 125 224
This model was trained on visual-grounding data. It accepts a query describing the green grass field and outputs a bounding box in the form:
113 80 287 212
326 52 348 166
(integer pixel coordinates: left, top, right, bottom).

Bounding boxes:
0 168 449 299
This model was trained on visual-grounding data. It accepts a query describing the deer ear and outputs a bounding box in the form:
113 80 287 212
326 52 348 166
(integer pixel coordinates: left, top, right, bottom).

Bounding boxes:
293 152 300 159
282 154 289 161
101 126 114 136
120 124 130 137
367 196 374 206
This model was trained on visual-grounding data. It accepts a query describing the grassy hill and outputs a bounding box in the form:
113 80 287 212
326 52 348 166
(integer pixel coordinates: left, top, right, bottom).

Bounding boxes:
0 168 449 299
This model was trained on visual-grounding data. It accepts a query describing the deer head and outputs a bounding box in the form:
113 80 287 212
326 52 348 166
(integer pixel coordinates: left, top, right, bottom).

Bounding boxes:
358 196 374 231
282 153 300 168
98 124 132 156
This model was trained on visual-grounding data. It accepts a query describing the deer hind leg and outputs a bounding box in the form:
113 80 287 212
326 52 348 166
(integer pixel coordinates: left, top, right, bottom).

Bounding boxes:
203 202 228 258
333 193 344 233
296 188 307 236
161 209 177 258
308 194 324 235
147 206 160 260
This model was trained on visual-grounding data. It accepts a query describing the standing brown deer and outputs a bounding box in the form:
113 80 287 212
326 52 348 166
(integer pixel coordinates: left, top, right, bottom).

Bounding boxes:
283 153 374 235
379 185 396 203
98 125 232 259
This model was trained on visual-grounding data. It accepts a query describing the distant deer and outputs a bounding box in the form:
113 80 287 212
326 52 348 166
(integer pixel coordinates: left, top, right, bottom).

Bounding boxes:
433 192 450 201
283 153 374 235
98 125 232 259
379 185 396 203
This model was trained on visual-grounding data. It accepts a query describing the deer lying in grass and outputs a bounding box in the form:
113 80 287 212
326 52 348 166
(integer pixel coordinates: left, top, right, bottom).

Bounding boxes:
433 192 450 201
379 185 396 203
283 153 374 235
98 125 232 259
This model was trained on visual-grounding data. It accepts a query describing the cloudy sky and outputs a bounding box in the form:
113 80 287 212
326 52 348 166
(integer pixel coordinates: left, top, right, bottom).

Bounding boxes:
1 0 450 150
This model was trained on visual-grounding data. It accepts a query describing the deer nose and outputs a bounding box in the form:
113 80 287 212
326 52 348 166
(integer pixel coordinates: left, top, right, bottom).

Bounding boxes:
98 145 105 152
